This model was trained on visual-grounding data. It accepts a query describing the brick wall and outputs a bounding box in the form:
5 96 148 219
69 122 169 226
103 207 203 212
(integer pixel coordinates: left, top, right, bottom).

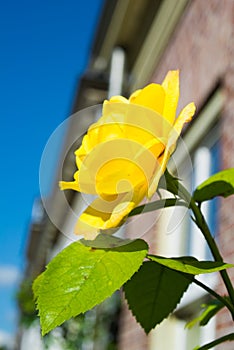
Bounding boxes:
118 297 148 350
118 0 234 349
151 0 233 112
216 67 234 348
153 1 234 348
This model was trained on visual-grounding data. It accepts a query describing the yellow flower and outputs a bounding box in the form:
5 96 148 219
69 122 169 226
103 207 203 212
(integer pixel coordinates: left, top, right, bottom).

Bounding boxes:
60 70 196 239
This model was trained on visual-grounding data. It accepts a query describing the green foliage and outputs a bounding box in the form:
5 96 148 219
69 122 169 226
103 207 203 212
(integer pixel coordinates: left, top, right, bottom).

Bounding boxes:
148 255 233 275
17 279 37 327
186 299 225 329
33 165 234 349
124 261 193 333
193 168 234 202
33 239 148 335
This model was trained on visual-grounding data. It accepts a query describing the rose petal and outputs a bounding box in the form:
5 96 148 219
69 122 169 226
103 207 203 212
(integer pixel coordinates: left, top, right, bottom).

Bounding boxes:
131 83 165 115
162 70 179 124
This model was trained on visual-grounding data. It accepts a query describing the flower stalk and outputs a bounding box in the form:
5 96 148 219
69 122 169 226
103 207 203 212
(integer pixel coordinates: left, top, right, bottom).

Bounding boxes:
177 181 234 318
192 277 234 315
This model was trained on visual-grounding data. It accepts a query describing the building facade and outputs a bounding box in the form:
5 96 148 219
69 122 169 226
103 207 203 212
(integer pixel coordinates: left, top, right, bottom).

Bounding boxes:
22 1 234 349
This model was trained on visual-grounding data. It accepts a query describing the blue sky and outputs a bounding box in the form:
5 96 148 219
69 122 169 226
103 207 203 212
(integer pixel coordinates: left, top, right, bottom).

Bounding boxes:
0 0 103 341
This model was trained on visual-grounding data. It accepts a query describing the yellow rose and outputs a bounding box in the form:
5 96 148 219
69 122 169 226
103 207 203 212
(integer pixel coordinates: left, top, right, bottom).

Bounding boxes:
60 70 195 239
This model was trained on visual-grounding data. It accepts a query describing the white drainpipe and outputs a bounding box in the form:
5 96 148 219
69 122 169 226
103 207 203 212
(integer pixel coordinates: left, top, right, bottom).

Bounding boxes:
108 46 125 98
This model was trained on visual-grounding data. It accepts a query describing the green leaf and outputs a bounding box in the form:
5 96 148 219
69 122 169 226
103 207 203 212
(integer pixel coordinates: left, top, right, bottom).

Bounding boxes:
33 239 148 335
80 233 133 248
124 261 193 333
148 255 233 275
193 168 234 202
32 273 44 299
186 299 225 329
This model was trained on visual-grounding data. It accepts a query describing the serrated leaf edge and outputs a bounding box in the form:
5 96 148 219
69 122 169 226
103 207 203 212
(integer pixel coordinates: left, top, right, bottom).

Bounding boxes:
124 264 192 333
34 240 148 335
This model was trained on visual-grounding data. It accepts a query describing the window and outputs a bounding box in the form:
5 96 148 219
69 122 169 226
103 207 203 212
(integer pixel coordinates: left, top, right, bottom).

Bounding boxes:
187 125 220 260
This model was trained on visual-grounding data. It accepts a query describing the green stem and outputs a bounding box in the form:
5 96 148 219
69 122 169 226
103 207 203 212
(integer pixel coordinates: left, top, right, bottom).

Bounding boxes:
195 332 234 350
129 198 187 217
192 277 234 314
177 183 234 317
